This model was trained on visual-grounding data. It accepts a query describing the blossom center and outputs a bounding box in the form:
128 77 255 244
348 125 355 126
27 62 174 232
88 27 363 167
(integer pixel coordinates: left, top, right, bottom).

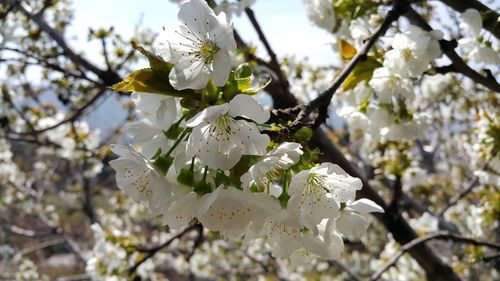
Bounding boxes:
197 39 220 64
401 48 413 60
209 115 234 141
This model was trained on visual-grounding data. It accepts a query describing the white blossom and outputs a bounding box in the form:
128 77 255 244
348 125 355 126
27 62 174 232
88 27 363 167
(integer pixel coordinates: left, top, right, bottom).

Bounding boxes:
197 186 280 239
109 144 171 203
241 142 303 191
369 67 414 103
185 94 270 170
384 26 442 77
158 0 236 89
131 92 181 131
288 162 363 232
304 0 336 32
336 198 384 239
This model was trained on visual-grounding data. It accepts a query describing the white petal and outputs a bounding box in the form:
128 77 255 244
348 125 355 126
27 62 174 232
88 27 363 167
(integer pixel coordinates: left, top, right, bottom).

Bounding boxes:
348 198 385 213
228 94 270 123
185 103 229 127
234 120 270 156
460 9 482 35
188 123 241 170
336 211 369 239
177 0 213 40
124 121 161 143
212 50 232 86
169 60 210 90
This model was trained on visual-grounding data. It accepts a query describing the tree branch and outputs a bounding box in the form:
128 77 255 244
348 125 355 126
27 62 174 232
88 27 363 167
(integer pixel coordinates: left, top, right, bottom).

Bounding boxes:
11 0 122 85
437 165 485 217
129 222 201 275
18 88 107 135
404 6 500 93
267 0 408 140
437 0 500 39
370 231 500 281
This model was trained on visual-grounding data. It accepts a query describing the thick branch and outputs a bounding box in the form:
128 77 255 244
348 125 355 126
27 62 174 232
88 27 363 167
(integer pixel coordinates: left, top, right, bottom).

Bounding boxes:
370 231 500 281
311 129 461 281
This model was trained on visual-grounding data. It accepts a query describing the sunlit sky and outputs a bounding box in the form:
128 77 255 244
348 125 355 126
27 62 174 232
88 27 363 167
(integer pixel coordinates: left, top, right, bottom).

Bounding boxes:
69 0 335 66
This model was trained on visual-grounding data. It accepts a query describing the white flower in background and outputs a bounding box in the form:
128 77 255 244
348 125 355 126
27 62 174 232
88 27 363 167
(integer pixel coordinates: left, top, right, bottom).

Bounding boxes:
458 9 500 65
336 198 384 239
304 0 336 32
402 165 427 191
86 225 128 280
460 8 482 36
186 94 270 170
158 0 236 89
131 92 181 131
214 0 256 19
86 224 154 280
420 73 453 98
36 114 100 158
334 83 372 117
15 259 46 281
109 144 170 203
409 212 438 234
369 67 414 103
384 26 442 77
197 186 280 239
241 142 303 191
288 162 363 231
349 17 374 49
489 154 500 174
381 113 429 141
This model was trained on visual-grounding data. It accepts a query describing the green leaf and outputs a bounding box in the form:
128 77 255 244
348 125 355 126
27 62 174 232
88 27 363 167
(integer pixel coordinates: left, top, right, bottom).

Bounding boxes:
132 43 171 75
111 68 198 99
112 43 199 100
342 56 381 91
165 122 184 140
235 63 252 78
293 127 313 141
194 181 212 196
152 155 174 176
214 170 230 187
177 167 195 187
234 63 271 95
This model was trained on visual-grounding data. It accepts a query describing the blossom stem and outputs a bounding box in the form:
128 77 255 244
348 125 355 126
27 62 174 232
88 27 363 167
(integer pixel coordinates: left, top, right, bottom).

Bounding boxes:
164 128 189 158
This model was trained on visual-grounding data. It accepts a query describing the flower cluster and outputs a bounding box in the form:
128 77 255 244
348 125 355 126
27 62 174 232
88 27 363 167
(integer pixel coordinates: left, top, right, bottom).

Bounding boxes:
110 0 383 265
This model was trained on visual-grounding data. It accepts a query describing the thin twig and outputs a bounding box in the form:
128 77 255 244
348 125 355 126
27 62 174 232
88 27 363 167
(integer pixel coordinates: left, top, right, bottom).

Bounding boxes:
129 222 200 275
370 231 500 281
437 165 486 217
268 0 408 140
18 88 107 135
437 0 500 39
404 6 500 93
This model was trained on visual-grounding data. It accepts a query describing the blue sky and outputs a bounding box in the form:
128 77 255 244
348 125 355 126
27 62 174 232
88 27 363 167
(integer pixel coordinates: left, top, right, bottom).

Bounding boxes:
69 0 335 66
